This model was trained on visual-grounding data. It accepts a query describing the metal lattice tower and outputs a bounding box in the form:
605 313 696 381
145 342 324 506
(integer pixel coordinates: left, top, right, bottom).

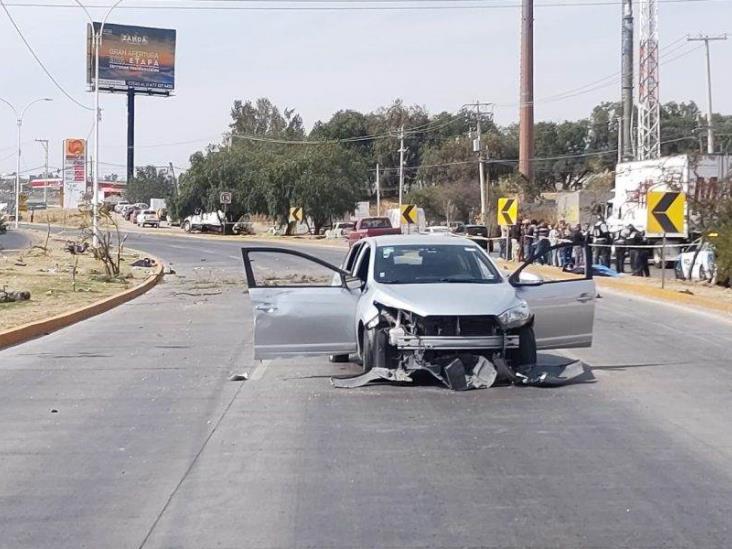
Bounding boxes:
637 0 660 160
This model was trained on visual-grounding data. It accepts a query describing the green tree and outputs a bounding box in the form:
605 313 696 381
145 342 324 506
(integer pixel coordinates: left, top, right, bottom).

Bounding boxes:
125 165 175 206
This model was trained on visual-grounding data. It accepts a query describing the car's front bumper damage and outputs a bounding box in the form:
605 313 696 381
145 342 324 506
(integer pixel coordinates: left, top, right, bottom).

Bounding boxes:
331 304 587 391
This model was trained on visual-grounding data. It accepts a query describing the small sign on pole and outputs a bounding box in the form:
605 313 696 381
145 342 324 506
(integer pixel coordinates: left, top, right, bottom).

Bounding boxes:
400 204 417 225
497 197 518 226
289 207 304 223
219 191 232 205
646 191 686 289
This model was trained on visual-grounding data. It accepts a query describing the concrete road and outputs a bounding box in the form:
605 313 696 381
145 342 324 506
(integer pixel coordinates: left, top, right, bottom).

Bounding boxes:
1 231 731 548
0 226 32 251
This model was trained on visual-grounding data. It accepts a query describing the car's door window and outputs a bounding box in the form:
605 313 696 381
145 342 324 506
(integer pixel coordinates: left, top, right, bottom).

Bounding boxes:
344 242 362 273
242 248 345 288
354 244 371 282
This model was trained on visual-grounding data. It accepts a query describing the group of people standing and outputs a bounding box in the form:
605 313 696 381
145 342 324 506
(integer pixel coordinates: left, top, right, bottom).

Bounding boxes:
499 216 653 277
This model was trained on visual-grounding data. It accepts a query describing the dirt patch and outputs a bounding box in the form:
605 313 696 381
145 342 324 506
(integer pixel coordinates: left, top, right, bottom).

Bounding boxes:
0 232 155 332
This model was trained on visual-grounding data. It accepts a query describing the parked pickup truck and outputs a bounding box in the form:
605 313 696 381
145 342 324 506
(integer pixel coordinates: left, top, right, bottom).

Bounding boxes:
347 216 401 246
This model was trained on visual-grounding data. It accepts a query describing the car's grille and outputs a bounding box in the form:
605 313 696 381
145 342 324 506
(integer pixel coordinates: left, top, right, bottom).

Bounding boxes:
417 315 499 337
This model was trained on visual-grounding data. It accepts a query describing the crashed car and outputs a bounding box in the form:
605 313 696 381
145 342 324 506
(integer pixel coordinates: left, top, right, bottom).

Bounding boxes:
241 235 596 390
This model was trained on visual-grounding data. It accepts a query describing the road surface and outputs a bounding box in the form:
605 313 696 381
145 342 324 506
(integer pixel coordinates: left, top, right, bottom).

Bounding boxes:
0 226 32 251
1 230 731 548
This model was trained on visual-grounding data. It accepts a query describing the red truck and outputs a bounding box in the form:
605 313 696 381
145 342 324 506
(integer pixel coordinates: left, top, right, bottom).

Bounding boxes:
347 217 402 246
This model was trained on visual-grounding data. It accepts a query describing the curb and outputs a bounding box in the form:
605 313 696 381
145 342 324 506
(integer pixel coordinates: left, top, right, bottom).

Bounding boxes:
0 255 165 351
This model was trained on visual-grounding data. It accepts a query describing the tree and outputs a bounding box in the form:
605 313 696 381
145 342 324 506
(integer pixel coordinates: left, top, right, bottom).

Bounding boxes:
125 165 175 205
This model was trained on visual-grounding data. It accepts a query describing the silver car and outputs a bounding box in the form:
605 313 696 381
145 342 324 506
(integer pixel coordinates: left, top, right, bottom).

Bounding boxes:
241 235 596 390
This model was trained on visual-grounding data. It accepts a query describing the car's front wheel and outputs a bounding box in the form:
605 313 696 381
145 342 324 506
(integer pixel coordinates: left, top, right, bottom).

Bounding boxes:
508 324 537 368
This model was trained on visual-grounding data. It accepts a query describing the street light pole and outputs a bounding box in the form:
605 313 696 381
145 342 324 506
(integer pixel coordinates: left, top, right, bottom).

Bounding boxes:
74 0 123 246
0 97 52 229
35 139 49 204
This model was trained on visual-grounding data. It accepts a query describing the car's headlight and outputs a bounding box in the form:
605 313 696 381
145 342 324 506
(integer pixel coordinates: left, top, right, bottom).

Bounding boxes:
498 300 531 329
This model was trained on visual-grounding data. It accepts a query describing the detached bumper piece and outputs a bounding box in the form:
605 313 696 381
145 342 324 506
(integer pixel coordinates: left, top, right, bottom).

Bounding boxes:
331 354 587 391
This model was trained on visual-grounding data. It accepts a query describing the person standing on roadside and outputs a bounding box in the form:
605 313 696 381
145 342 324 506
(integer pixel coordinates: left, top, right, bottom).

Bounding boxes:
614 227 629 273
548 223 560 266
509 222 521 261
627 224 641 274
535 221 550 264
571 224 585 267
592 215 611 267
633 230 651 277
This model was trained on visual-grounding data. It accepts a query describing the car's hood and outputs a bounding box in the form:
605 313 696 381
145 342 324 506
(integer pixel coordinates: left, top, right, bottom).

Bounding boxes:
372 282 519 317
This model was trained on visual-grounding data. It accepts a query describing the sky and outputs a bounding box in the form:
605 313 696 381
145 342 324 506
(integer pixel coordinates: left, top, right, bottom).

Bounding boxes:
1 0 731 178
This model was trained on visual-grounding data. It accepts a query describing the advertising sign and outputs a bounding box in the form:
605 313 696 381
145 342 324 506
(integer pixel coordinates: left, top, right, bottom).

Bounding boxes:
87 23 176 94
62 138 87 209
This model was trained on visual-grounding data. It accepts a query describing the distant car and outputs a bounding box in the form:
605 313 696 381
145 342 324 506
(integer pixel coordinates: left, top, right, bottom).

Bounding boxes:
347 217 402 247
453 224 489 250
137 209 160 228
675 238 716 282
325 221 356 238
114 201 130 214
425 226 450 235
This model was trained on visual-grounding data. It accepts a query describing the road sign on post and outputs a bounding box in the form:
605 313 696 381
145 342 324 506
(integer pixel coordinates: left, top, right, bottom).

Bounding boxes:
646 191 686 289
497 197 518 226
289 207 304 223
400 204 417 225
646 191 685 237
220 191 232 205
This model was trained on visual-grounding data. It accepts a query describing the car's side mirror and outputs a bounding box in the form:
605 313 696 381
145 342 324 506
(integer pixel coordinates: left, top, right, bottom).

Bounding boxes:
345 276 365 291
515 271 544 286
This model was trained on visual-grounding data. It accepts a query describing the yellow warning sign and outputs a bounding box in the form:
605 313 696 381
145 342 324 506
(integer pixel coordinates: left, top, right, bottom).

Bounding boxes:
289 207 304 223
19 193 28 212
400 204 417 225
497 197 518 226
647 191 685 236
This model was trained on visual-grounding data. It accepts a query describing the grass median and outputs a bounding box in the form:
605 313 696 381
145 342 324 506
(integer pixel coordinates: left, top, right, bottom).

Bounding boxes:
0 231 157 332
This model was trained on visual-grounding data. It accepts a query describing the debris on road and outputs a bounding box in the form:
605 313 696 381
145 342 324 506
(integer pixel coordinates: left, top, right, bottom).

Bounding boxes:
229 373 249 382
131 258 157 268
0 289 31 303
331 354 588 391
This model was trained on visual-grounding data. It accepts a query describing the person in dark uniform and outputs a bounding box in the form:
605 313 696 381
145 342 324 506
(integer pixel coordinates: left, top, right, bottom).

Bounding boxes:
591 215 611 267
634 231 651 277
614 227 629 273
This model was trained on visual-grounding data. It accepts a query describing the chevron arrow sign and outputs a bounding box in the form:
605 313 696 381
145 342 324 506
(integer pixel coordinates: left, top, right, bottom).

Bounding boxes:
647 191 686 237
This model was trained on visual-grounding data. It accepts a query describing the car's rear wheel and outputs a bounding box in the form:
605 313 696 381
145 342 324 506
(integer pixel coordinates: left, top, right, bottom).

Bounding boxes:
508 324 537 368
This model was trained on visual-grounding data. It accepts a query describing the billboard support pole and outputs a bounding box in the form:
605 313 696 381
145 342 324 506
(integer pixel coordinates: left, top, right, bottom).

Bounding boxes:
127 89 135 183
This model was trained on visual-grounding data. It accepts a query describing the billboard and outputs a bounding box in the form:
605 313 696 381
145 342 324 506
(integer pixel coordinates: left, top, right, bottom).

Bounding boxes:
62 138 87 209
87 23 176 94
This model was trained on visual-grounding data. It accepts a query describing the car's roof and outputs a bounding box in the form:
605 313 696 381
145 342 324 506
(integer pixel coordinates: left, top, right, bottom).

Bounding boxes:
367 234 476 247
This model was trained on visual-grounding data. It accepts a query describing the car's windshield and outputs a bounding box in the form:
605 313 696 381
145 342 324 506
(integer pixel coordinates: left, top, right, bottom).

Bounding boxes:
362 218 392 229
374 244 501 284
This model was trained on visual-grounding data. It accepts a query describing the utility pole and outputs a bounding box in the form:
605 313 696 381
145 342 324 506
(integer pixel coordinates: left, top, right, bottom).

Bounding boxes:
375 163 381 216
519 0 534 183
35 139 49 204
621 0 634 161
464 101 493 226
637 0 660 160
398 126 406 211
687 34 727 154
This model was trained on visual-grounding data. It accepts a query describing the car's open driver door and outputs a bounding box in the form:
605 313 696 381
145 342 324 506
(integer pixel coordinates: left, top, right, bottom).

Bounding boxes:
509 242 596 349
242 247 360 360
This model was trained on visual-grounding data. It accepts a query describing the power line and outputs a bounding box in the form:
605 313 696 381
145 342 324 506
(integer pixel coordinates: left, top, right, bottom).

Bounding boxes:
0 0 93 110
3 0 729 10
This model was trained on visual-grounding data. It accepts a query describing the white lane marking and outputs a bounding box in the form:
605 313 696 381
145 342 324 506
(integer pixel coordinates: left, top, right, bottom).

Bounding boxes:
249 360 271 380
